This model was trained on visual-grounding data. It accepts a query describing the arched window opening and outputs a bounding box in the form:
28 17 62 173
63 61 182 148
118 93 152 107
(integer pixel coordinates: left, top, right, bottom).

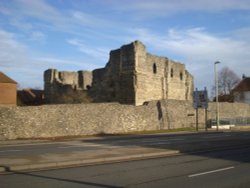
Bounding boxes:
171 68 174 78
180 72 183 80
153 63 157 74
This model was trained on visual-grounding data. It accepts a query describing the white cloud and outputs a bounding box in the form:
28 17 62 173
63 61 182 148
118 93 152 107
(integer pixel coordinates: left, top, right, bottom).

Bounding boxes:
0 29 28 68
30 31 46 41
0 29 99 88
129 27 250 89
1 0 250 91
67 39 109 61
14 0 63 24
10 18 34 31
103 0 250 17
71 11 112 28
35 57 98 71
0 29 43 88
1 0 69 33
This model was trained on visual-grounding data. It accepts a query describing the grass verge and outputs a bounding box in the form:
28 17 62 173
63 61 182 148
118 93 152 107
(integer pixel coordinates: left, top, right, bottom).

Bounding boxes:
13 127 196 141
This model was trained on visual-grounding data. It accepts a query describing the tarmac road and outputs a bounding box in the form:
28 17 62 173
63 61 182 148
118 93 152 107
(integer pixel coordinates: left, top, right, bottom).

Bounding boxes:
1 131 250 173
1 142 250 188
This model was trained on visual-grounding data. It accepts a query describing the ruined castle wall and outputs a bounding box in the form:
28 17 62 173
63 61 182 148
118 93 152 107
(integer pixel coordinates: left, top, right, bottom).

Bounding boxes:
108 49 122 101
44 69 92 103
118 43 136 104
44 69 57 103
78 71 92 90
58 71 78 86
89 42 138 104
167 60 190 100
90 49 122 102
43 41 193 105
132 41 193 105
135 50 167 105
1 101 250 140
185 70 194 100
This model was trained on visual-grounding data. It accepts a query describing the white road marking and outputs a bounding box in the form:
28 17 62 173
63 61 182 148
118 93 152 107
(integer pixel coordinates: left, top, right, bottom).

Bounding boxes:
188 166 235 178
0 149 22 153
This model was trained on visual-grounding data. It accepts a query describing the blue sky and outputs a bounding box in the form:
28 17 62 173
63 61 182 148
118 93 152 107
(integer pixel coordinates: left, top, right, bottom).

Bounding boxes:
1 0 250 92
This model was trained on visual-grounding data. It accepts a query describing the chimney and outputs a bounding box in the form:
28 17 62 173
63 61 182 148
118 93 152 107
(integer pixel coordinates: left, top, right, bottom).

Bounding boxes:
242 74 246 79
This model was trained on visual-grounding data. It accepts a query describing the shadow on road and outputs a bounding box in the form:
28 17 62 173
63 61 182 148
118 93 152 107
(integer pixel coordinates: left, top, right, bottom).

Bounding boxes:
82 131 250 164
0 165 122 188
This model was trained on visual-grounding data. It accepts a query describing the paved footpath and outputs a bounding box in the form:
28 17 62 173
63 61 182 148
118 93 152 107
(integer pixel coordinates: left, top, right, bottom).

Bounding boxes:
1 131 250 174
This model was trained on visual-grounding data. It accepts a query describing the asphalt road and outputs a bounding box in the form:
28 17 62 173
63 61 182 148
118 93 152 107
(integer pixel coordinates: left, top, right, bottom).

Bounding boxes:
1 131 250 173
1 131 250 157
1 144 250 188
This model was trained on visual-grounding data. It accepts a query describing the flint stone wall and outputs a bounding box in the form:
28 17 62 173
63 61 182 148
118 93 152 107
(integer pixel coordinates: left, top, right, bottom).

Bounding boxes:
0 101 250 140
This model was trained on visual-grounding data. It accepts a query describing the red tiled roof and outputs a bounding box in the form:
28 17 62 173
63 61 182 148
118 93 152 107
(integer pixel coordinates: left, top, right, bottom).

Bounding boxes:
233 77 250 92
0 72 17 84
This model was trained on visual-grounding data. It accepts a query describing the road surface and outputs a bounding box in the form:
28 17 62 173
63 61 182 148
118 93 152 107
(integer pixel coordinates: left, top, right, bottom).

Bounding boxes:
1 143 250 188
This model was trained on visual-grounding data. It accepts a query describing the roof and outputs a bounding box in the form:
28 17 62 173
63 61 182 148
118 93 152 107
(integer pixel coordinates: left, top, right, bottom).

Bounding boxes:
17 89 44 105
0 72 17 84
233 77 250 92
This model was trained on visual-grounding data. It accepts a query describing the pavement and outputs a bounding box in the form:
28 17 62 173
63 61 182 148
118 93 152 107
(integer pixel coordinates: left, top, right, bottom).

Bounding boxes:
0 130 249 174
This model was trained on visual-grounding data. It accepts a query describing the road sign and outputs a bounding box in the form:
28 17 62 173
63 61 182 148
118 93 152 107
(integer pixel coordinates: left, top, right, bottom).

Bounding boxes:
193 89 208 109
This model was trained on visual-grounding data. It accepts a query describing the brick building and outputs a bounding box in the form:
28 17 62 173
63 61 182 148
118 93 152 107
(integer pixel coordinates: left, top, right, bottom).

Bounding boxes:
0 72 17 106
233 77 250 104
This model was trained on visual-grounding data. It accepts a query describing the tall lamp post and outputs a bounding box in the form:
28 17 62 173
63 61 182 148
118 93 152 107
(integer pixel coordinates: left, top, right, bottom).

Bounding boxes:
214 61 221 131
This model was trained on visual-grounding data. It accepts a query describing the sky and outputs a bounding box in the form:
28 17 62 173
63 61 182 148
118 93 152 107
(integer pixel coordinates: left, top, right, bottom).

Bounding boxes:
1 0 250 93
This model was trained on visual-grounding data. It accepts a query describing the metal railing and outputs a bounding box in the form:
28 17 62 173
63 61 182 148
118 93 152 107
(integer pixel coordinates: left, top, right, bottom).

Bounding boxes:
208 117 250 127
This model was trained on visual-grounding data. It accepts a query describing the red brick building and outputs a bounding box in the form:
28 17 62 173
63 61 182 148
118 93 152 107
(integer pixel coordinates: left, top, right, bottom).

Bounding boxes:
0 72 17 106
232 77 250 104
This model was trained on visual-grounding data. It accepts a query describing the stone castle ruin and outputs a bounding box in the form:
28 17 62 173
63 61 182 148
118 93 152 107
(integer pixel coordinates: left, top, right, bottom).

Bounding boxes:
44 41 193 105
44 70 92 103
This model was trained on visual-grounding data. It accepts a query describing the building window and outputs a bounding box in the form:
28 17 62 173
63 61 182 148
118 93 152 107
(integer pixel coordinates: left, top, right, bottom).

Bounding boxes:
171 68 173 78
180 72 183 80
153 63 157 74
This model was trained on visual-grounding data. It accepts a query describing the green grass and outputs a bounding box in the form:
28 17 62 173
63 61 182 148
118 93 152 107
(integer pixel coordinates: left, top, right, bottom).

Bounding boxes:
15 127 196 141
115 127 196 136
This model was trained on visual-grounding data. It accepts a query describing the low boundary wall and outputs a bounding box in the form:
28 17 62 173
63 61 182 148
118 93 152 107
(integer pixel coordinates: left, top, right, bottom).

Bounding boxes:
0 100 250 140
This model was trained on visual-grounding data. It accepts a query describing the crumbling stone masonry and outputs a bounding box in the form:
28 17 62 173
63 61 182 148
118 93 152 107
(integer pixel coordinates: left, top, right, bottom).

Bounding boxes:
44 41 193 105
44 69 92 103
90 41 193 105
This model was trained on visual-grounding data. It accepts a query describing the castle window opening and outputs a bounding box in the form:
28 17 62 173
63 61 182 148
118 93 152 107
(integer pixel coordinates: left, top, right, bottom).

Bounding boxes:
153 63 157 74
171 68 174 78
86 85 91 90
180 72 183 80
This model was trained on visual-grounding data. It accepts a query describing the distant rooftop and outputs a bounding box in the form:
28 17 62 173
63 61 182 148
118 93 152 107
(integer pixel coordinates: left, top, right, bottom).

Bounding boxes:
0 72 17 84
233 77 250 92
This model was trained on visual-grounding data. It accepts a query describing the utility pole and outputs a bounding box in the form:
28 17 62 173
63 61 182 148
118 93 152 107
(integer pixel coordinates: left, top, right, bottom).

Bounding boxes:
214 61 221 131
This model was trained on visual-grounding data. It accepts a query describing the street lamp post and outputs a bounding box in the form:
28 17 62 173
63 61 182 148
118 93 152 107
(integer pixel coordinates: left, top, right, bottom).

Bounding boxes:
214 61 221 131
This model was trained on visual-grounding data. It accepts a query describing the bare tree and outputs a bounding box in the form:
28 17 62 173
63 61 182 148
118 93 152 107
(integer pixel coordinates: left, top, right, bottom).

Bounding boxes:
218 67 240 95
211 66 240 101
